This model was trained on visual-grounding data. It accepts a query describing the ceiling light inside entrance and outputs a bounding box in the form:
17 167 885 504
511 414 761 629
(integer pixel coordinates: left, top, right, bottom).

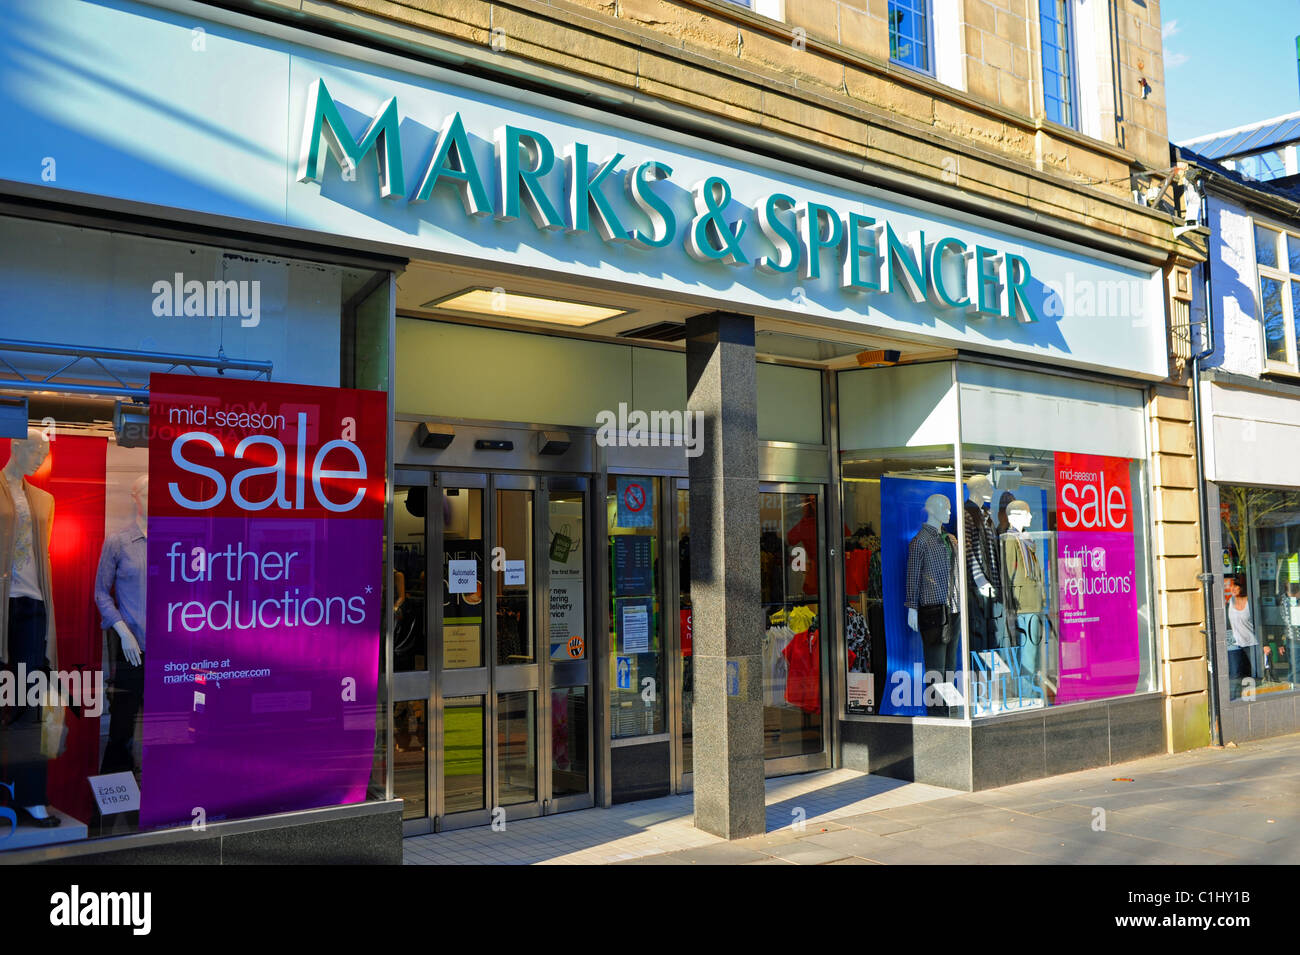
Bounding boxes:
424 287 628 326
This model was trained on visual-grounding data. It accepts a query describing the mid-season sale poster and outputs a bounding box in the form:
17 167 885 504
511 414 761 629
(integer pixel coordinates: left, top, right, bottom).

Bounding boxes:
140 374 385 830
1053 452 1140 703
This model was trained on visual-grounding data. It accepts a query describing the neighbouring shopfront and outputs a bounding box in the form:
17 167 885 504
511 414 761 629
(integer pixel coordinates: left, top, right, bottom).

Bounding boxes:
1178 158 1300 745
0 0 1181 855
1201 375 1300 742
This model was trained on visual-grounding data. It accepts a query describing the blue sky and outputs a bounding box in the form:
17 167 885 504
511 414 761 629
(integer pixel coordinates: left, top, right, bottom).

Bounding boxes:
1162 0 1300 143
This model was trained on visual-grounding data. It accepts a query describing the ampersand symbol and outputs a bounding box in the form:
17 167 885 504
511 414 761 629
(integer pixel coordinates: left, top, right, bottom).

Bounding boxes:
685 176 749 266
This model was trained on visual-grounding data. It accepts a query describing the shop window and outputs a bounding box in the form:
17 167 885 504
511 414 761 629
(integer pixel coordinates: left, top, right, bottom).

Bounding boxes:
890 0 933 74
841 450 962 718
1219 486 1300 701
0 215 392 854
1253 221 1300 375
1039 0 1077 128
839 362 1157 721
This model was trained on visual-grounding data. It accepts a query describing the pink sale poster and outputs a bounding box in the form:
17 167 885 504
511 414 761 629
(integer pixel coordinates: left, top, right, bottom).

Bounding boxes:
1053 453 1140 702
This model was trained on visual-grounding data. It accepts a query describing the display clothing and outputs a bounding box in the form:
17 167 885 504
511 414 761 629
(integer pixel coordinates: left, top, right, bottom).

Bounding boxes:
969 591 998 654
1015 612 1049 686
0 596 49 807
785 604 817 636
100 640 144 775
1002 532 1044 614
904 524 959 611
782 627 821 713
845 547 870 597
4 474 40 601
0 473 57 668
963 500 1002 602
763 625 794 707
922 614 959 714
844 606 870 674
95 525 148 649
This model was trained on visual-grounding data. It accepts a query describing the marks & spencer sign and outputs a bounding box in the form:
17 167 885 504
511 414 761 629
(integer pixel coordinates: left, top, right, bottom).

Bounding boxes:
299 78 1040 324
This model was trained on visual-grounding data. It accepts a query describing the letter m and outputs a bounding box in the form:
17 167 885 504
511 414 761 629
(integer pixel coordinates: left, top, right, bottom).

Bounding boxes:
298 78 405 198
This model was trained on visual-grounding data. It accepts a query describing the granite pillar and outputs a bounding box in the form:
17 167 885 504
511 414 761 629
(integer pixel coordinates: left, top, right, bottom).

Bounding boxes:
686 311 764 839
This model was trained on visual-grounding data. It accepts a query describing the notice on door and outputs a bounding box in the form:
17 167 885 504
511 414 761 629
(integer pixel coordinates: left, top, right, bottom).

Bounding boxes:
504 559 526 587
448 559 478 594
443 623 482 669
612 535 653 597
618 599 651 653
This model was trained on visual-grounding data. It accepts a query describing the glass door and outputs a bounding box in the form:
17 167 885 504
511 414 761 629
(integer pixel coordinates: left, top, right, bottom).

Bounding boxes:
430 472 593 830
546 478 593 812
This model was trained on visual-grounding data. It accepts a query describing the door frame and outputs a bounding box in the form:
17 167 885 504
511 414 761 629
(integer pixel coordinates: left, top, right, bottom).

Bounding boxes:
394 468 598 834
673 478 834 794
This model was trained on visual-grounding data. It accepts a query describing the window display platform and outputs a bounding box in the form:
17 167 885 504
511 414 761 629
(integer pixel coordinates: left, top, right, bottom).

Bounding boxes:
2 810 87 851
840 692 1165 791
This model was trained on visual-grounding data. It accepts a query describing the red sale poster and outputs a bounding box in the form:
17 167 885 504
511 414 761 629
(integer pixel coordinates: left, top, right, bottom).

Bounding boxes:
1053 452 1140 702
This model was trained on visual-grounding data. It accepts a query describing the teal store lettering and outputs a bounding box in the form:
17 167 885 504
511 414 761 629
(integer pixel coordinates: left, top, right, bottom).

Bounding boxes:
298 78 1040 323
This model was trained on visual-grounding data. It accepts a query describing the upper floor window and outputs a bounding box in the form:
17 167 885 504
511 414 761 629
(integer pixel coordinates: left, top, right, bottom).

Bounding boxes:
722 0 785 19
889 0 932 73
1039 0 1077 128
1253 221 1300 374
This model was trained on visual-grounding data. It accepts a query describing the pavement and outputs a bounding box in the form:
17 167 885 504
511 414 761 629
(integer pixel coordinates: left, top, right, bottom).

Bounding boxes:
403 732 1300 865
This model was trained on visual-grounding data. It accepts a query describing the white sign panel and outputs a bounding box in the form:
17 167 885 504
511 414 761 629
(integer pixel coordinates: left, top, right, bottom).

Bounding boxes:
89 771 141 816
448 559 478 595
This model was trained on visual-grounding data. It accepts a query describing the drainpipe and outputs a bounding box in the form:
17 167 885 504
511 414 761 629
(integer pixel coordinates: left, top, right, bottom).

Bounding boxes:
1188 176 1223 746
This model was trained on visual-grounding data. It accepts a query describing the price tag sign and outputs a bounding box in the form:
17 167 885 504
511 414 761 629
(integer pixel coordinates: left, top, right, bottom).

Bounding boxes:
88 771 141 816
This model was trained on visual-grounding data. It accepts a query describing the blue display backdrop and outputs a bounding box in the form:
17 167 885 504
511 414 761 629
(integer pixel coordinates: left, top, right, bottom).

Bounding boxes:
880 476 960 716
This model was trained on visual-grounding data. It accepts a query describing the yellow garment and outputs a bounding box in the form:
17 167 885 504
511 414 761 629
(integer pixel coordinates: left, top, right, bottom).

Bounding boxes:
788 605 817 634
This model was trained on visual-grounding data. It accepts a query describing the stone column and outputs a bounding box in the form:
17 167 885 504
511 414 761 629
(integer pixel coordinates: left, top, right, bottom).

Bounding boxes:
686 311 764 839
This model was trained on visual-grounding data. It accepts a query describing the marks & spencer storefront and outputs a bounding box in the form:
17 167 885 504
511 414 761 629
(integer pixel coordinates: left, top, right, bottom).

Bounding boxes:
0 0 1173 857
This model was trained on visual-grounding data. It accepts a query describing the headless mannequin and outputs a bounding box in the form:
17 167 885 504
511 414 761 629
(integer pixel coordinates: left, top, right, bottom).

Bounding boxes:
1 430 56 824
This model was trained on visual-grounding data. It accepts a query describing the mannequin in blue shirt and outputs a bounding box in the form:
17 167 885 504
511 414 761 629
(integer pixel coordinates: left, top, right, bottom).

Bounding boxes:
95 475 147 777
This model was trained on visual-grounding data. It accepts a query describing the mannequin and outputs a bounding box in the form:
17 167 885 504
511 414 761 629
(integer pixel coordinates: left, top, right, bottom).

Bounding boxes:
0 428 58 827
905 494 959 712
95 475 148 776
1002 500 1047 689
963 474 1002 653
